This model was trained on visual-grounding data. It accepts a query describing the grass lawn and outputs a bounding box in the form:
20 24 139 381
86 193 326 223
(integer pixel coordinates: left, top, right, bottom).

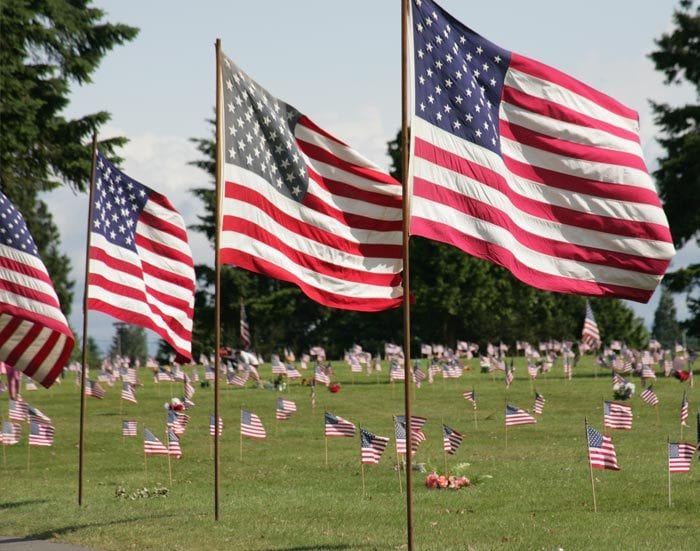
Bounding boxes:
1 357 698 550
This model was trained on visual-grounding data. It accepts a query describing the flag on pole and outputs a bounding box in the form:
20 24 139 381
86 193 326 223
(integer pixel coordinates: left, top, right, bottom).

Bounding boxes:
276 397 297 420
218 51 403 312
442 424 464 455
640 386 659 406
8 399 27 422
314 366 331 386
240 303 251 349
285 364 301 379
121 382 137 404
463 388 477 409
533 391 546 415
28 419 54 447
209 414 224 437
26 404 50 423
360 427 390 465
324 411 356 437
505 404 536 426
0 191 75 387
85 379 106 399
167 430 182 459
407 0 674 303
394 417 412 456
88 151 195 361
681 393 689 426
240 410 266 439
668 442 694 473
581 302 600 347
603 401 633 430
586 424 620 470
143 428 169 456
122 420 137 437
1 421 21 445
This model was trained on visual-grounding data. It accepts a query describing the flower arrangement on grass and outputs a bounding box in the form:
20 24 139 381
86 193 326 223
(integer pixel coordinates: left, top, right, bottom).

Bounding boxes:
612 380 635 400
423 462 490 490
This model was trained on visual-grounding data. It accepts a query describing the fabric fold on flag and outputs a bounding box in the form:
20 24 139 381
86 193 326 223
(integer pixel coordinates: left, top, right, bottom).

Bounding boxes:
0 192 75 387
587 424 620 470
360 427 390 465
408 0 674 303
240 409 266 439
218 52 403 311
88 151 195 360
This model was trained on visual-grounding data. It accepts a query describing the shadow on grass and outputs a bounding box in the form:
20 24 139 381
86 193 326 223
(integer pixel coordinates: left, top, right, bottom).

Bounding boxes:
0 499 48 510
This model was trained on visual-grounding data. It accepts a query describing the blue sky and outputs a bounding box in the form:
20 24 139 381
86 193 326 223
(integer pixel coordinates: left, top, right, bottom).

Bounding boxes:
52 0 697 353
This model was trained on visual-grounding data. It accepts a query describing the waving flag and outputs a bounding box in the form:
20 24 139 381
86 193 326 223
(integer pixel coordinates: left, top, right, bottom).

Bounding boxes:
324 411 356 437
668 442 694 474
581 302 600 347
442 424 464 455
360 427 390 465
8 399 27 422
604 401 633 430
0 192 74 387
88 152 195 360
218 52 403 311
2 421 21 445
122 420 137 437
408 0 674 303
28 419 54 447
209 415 224 437
240 410 266 439
239 303 251 349
121 382 137 404
505 404 536 426
276 397 297 420
314 366 331 386
587 424 620 470
167 430 182 459
143 428 169 456
533 392 546 415
681 393 689 427
640 386 659 406
85 379 106 399
463 388 477 409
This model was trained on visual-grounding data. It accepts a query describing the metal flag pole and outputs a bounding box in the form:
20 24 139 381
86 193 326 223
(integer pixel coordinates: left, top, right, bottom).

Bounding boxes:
213 38 224 521
400 2 414 548
78 131 98 506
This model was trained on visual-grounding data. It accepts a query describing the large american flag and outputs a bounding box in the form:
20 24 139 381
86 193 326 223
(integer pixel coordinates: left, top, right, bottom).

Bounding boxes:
408 0 674 303
219 52 403 311
586 425 620 471
442 424 464 455
0 191 74 387
603 401 633 430
240 409 266 439
324 411 356 437
360 427 390 465
88 151 195 360
505 404 536 426
668 442 694 474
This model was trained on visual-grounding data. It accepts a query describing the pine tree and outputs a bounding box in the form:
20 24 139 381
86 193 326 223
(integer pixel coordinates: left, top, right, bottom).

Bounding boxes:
652 288 682 348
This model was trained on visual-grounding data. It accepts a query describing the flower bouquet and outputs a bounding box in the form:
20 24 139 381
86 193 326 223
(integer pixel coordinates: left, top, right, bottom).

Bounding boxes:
425 472 470 490
612 380 635 400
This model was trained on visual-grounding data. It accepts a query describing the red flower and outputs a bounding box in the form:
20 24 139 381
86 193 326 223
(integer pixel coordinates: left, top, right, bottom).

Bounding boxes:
329 383 341 393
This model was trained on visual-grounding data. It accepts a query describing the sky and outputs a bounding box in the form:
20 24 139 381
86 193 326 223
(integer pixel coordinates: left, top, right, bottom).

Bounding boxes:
50 0 697 353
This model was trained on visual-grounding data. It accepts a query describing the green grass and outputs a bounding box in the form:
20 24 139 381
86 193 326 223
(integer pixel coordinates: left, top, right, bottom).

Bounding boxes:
1 359 699 550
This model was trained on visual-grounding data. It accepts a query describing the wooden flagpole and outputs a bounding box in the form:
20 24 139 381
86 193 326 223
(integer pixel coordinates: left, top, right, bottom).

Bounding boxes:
400 1 414 548
324 434 329 467
166 430 173 486
144 444 148 481
442 418 448 474
655 403 660 425
239 408 243 461
505 400 509 450
78 130 99 507
213 38 224 521
585 418 597 513
26 430 31 472
361 462 366 498
667 437 672 507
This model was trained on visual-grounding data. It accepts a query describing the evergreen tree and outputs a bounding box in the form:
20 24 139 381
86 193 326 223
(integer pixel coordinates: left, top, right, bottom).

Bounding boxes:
109 323 148 366
649 0 700 340
652 288 682 348
0 0 138 314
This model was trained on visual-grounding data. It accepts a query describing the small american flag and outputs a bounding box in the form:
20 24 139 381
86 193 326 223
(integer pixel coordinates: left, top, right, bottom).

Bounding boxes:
442 424 464 455
505 361 514 387
205 366 216 381
28 419 54 447
27 404 51 423
239 302 251 349
167 430 182 459
167 410 189 436
324 411 356 437
121 382 137 404
85 379 106 399
394 417 410 455
533 392 546 415
24 378 38 391
240 410 266 439
668 442 694 474
209 415 224 437
314 366 331 386
604 401 633 430
581 302 600 348
640 386 659 406
641 365 657 380
505 404 536 426
89 152 195 360
0 191 75 388
587 425 620 471
360 427 390 465
157 370 173 383
122 420 137 437
527 362 540 380
285 364 301 379
143 428 169 456
681 393 689 427
389 361 405 382
2 421 21 445
412 364 426 386
463 388 477 409
271 355 286 375
228 368 249 387
276 397 297 420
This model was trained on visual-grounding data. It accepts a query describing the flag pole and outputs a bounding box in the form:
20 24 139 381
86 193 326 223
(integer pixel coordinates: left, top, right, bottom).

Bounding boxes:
667 437 672 507
361 461 366 498
400 0 414 549
585 418 597 513
166 430 173 486
213 38 224 522
78 130 99 507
